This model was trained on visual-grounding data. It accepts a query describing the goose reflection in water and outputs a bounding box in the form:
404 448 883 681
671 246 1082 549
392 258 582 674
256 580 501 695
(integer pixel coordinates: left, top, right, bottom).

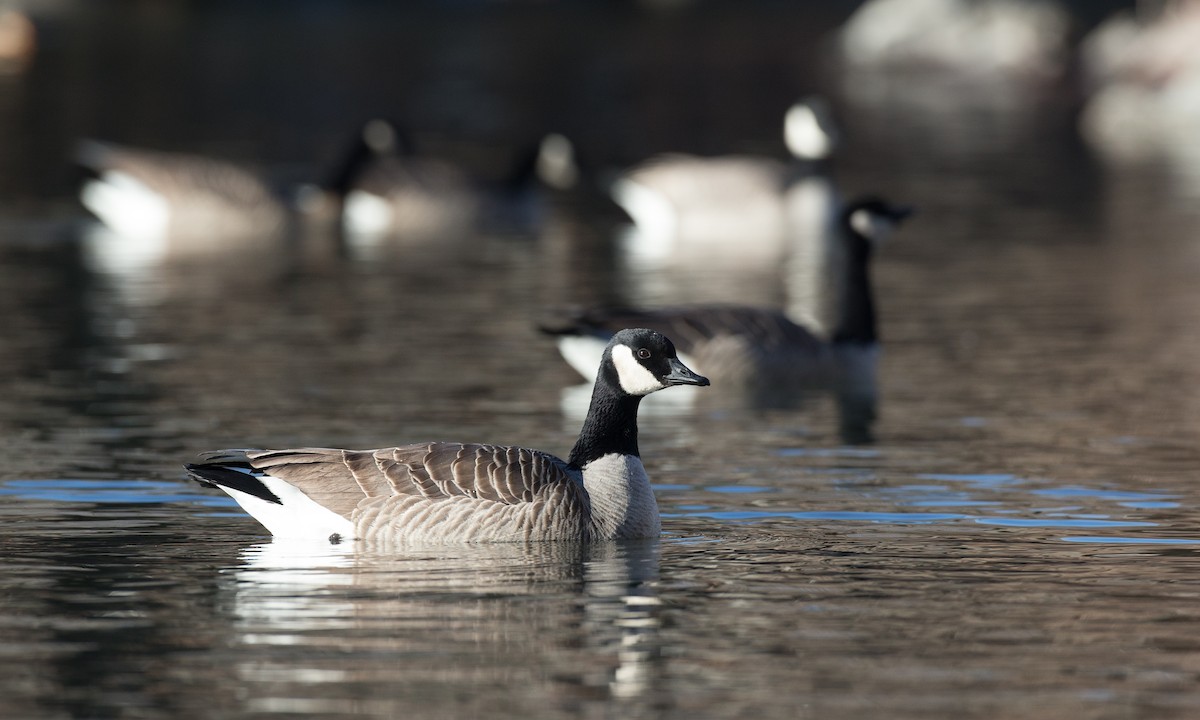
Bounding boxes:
229 539 666 714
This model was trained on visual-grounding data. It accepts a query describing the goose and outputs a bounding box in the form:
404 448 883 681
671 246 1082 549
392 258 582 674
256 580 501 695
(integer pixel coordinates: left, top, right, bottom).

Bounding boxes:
839 0 1071 81
341 131 576 240
1078 2 1200 159
611 97 840 259
541 197 912 442
185 328 709 545
75 119 392 241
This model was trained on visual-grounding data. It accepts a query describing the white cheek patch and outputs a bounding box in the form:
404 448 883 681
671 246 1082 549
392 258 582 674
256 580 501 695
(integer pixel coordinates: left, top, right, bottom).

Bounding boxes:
784 103 834 160
850 209 893 246
611 344 666 396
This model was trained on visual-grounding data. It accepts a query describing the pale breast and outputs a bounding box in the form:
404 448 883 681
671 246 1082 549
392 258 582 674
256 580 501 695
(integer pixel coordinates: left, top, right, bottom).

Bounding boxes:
581 454 661 540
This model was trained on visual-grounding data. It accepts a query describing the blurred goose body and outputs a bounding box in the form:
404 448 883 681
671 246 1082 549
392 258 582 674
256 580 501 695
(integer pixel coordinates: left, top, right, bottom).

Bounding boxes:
839 0 1071 80
612 98 840 259
76 120 388 245
1079 2 1200 158
342 133 574 240
186 328 709 545
77 141 292 241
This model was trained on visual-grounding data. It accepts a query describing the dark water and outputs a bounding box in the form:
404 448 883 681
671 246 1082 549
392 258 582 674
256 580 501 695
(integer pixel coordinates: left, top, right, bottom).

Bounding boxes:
3 2 1200 719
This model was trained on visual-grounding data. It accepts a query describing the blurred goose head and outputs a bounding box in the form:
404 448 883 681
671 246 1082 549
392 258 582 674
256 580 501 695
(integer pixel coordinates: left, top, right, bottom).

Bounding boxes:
846 196 914 248
784 96 840 161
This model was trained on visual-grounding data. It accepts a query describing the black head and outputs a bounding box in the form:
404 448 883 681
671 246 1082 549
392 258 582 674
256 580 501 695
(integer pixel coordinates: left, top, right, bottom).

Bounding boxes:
357 118 421 157
603 328 710 396
843 195 914 247
321 119 412 197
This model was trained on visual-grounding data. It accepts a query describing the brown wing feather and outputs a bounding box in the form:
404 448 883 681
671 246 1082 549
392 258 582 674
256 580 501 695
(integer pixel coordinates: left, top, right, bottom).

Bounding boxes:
246 443 580 521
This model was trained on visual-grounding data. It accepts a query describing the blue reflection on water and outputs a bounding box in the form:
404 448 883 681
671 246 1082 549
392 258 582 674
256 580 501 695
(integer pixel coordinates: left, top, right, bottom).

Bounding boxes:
667 510 970 524
652 484 692 492
975 518 1155 528
776 447 882 459
0 478 235 507
1062 536 1200 545
915 473 1024 487
1031 486 1178 502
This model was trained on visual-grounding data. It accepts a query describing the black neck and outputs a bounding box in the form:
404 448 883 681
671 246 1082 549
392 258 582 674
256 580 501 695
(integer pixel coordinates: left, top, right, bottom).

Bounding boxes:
568 367 642 468
784 156 833 186
321 138 375 197
831 219 876 345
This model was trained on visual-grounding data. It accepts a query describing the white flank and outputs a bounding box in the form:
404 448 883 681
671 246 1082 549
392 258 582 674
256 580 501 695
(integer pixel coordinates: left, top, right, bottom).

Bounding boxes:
80 172 171 240
611 344 665 396
220 475 356 541
557 334 609 381
784 102 834 160
342 189 395 235
611 178 677 250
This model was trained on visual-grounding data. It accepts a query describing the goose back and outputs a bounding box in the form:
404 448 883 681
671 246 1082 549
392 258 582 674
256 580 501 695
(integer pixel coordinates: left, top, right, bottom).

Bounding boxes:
222 445 598 544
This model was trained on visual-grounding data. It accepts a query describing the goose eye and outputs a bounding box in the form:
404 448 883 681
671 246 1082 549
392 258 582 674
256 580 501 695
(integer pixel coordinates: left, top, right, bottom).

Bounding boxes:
637 348 651 360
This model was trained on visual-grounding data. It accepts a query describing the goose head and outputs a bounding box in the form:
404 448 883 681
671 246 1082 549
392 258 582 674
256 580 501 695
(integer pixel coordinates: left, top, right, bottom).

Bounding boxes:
536 133 581 191
784 96 841 161
603 328 710 397
845 196 914 248
296 119 404 212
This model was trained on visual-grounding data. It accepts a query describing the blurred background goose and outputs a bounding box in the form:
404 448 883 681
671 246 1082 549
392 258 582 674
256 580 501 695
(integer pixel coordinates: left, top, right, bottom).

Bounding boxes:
341 128 581 242
0 7 35 73
838 0 1072 82
611 96 840 262
76 119 391 242
1078 0 1200 160
185 328 709 545
542 196 912 443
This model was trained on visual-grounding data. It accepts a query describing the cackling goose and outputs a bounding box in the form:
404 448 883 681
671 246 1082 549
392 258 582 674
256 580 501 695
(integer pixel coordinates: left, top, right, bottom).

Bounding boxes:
76 120 391 241
185 328 709 545
542 197 912 442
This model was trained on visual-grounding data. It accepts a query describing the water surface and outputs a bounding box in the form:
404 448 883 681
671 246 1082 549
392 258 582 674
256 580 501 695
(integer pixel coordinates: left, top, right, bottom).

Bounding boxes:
3 3 1200 719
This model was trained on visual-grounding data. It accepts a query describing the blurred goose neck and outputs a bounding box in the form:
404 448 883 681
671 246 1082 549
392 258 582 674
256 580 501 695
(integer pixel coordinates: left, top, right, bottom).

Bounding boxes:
831 216 877 346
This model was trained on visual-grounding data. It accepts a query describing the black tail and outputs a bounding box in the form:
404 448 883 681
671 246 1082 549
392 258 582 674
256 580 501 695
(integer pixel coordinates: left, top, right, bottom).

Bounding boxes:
185 460 282 505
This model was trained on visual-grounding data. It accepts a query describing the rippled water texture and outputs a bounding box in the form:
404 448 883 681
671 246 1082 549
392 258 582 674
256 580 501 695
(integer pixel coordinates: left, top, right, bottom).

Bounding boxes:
3 3 1200 719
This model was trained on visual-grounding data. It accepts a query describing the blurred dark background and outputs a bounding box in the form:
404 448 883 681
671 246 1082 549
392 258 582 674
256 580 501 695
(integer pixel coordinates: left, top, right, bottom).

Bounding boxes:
0 0 1141 207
